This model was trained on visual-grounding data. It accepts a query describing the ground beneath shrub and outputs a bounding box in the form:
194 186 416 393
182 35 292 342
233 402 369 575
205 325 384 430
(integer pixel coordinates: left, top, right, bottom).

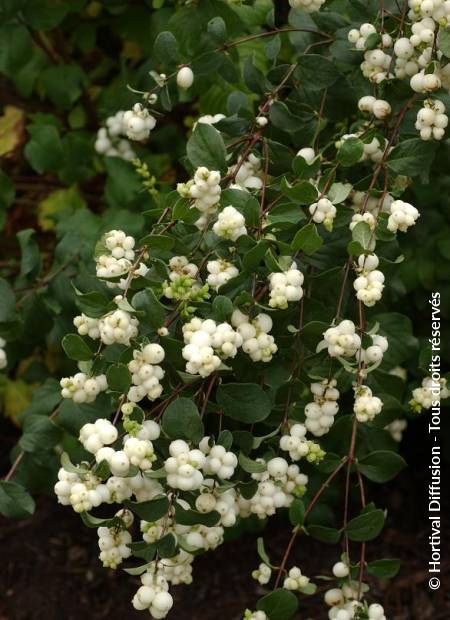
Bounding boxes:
1 417 449 620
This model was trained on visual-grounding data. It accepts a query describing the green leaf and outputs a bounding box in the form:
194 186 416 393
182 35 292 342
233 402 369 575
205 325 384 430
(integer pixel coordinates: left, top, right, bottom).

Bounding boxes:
281 179 318 204
328 182 353 204
438 26 450 58
295 54 339 90
80 512 123 529
162 397 204 442
358 450 406 483
347 509 385 542
174 502 221 527
153 31 179 63
291 223 323 254
289 498 305 526
17 229 41 279
157 532 177 558
139 234 174 251
308 525 341 543
106 363 132 393
207 16 227 43
124 496 169 522
24 123 63 173
60 451 89 475
19 414 62 452
132 288 166 329
351 221 375 252
257 589 299 620
74 289 113 318
238 452 266 474
0 481 35 519
216 383 272 423
40 65 87 110
367 558 400 579
62 334 94 361
338 137 364 166
187 123 227 172
212 295 233 321
387 139 438 178
256 537 272 566
270 101 302 132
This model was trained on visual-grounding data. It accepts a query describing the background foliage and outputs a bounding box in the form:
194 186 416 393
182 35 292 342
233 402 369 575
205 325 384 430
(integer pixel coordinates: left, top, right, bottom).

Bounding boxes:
0 3 449 617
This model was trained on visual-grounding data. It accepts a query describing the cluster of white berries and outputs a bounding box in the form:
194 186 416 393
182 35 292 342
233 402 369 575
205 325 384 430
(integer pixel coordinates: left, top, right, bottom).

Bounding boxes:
411 376 450 411
60 372 108 403
358 96 392 119
176 66 194 89
162 255 201 299
350 211 377 231
325 581 388 620
132 570 173 619
279 424 325 463
351 11 450 103
195 484 239 527
387 199 420 233
79 418 118 454
167 255 198 281
240 458 308 519
353 254 385 308
409 0 450 20
385 419 408 442
123 103 156 141
353 385 383 422
361 333 389 365
206 259 239 289
94 111 135 160
0 337 6 370
288 0 326 12
182 317 242 377
283 566 311 591
96 229 139 283
309 197 337 230
305 380 340 437
177 167 221 223
231 310 278 362
415 98 448 140
54 468 110 512
268 262 304 309
127 343 165 402
97 511 133 568
95 425 160 478
252 563 271 585
98 309 139 345
213 205 247 241
164 439 206 490
199 437 238 479
351 191 393 216
348 23 392 52
73 313 100 339
319 320 361 358
229 153 264 192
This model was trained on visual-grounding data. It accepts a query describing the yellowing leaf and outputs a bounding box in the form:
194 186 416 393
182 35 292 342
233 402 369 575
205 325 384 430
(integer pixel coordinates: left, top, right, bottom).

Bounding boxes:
2 379 33 425
38 186 86 231
0 106 25 157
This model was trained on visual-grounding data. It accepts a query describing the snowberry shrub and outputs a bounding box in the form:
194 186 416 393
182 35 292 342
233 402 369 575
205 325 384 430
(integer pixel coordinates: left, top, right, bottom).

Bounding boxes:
2 1 450 620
